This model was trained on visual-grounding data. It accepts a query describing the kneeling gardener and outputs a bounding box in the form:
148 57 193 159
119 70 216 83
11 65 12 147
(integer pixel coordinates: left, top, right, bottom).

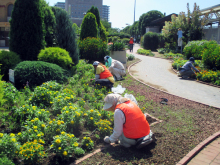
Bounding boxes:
103 94 155 149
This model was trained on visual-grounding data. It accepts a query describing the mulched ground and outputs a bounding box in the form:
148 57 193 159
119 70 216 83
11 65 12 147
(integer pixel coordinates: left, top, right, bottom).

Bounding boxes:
75 58 220 165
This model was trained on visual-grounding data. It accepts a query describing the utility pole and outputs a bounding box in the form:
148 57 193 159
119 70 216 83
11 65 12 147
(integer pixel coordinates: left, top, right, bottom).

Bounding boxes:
134 0 136 23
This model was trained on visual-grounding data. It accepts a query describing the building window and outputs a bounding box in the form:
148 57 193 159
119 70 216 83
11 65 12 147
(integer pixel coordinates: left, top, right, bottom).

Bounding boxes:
8 4 13 17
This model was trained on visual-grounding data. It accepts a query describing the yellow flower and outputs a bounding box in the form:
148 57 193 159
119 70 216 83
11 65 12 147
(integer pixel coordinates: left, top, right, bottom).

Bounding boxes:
90 117 93 120
33 126 37 129
34 118 39 121
49 121 52 124
90 110 94 112
63 151 68 156
58 147 61 150
71 121 74 124
10 133 15 137
37 134 41 137
11 138 16 142
41 124 45 128
66 111 69 114
57 121 61 125
83 137 86 140
86 144 89 146
73 142 78 147
0 133 4 137
61 131 65 135
38 112 41 114
55 139 61 144
18 132 21 136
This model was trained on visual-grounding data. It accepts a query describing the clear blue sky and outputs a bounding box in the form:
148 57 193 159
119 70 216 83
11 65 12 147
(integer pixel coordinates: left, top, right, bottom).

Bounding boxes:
46 0 219 29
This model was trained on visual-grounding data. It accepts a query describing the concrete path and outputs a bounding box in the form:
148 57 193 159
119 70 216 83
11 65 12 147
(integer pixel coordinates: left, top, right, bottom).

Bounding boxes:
127 44 220 108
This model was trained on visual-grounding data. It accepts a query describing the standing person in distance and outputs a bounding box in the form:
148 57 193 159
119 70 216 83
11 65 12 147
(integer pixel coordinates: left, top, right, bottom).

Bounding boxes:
104 56 126 81
129 37 134 52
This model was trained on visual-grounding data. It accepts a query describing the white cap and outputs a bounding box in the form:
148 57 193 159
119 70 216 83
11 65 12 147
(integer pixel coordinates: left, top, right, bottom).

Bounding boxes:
93 61 100 66
103 94 122 110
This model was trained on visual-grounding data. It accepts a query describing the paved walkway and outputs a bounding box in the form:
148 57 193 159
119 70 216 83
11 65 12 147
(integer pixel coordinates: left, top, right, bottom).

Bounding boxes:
127 44 220 108
127 44 220 165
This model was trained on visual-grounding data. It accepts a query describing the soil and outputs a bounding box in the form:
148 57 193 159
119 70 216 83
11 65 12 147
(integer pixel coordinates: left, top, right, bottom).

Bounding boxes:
75 58 220 165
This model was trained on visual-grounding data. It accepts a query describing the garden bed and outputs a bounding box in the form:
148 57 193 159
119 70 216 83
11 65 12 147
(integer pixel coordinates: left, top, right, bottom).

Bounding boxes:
75 58 220 165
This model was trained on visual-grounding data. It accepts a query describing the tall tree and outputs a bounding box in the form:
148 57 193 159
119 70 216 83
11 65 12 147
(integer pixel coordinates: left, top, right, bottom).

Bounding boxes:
80 12 98 40
52 7 79 64
40 0 57 47
9 0 46 61
87 6 101 27
139 10 164 35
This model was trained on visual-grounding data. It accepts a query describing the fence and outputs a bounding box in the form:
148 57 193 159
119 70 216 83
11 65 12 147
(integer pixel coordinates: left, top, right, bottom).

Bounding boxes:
202 26 220 44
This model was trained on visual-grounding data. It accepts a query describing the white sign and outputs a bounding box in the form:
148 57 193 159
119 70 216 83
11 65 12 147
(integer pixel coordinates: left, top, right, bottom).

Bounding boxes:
9 69 14 83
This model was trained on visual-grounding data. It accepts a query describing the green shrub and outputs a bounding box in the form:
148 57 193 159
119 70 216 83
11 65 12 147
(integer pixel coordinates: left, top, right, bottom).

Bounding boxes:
202 43 220 69
9 0 45 61
137 49 154 56
108 42 125 51
158 48 168 54
183 40 218 60
0 156 15 165
127 54 135 61
52 7 79 65
140 36 144 47
80 12 98 40
100 22 108 42
38 47 73 70
164 52 184 59
143 32 159 51
78 37 109 62
121 38 130 45
14 61 68 88
0 50 21 81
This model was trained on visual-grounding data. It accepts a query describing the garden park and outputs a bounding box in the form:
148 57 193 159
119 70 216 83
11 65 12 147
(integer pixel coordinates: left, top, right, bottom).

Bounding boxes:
0 0 220 164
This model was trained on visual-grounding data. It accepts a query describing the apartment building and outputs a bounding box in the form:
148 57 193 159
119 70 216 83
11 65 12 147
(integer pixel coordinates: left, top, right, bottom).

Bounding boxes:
55 2 65 10
0 0 15 47
65 0 103 26
102 5 109 22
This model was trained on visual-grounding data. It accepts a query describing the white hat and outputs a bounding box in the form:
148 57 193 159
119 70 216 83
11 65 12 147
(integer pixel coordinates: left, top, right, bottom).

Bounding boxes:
103 94 124 110
93 61 100 66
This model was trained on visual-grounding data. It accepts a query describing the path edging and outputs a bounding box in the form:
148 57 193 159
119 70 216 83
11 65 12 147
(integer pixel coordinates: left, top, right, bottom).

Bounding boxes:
176 131 220 165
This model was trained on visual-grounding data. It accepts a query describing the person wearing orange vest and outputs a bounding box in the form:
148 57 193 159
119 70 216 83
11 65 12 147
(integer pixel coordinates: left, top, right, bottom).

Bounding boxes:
103 93 155 149
92 61 115 88
129 37 134 52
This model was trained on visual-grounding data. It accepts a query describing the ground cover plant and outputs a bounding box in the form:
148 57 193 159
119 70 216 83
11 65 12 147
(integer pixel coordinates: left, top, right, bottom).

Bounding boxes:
0 60 118 164
137 49 154 56
76 58 220 165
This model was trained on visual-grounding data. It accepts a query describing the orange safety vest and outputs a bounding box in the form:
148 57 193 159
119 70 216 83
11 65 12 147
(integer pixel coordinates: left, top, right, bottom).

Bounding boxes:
99 65 113 79
116 100 150 139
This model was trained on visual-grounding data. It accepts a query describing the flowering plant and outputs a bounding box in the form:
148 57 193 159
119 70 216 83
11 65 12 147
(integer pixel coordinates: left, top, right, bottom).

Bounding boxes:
0 133 20 159
84 109 101 130
50 132 82 159
81 136 94 151
18 141 45 164
95 119 113 138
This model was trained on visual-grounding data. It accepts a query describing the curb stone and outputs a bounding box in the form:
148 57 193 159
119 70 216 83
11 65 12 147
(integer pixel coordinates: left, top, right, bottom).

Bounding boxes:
176 131 220 165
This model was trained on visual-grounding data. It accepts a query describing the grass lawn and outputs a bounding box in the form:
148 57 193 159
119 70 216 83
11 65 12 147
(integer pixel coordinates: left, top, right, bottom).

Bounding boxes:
76 58 220 165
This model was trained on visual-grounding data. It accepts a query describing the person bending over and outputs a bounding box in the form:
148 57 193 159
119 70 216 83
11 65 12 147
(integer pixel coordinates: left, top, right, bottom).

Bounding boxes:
92 61 115 88
103 93 155 149
104 56 126 81
179 57 200 79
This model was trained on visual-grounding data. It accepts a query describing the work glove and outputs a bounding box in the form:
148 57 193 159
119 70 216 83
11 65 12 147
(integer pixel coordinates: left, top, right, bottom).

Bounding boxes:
104 136 111 143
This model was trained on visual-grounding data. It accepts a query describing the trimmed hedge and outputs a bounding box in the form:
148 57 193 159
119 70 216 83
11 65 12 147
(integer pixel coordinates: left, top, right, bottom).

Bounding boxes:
38 47 73 70
0 50 21 81
143 32 159 51
14 61 68 88
183 40 218 60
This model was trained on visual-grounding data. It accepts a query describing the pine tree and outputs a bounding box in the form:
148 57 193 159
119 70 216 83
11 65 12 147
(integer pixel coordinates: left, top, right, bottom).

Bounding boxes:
52 7 79 65
9 0 46 61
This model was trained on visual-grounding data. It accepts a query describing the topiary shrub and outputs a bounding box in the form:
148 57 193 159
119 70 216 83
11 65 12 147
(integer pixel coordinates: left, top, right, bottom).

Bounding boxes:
202 43 220 70
14 61 68 88
38 47 73 70
78 37 109 62
143 32 159 51
0 51 21 81
183 40 217 60
121 38 130 45
80 12 98 40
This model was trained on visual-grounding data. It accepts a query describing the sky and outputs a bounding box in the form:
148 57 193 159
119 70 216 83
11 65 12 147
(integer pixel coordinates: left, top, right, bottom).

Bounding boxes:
46 0 220 29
